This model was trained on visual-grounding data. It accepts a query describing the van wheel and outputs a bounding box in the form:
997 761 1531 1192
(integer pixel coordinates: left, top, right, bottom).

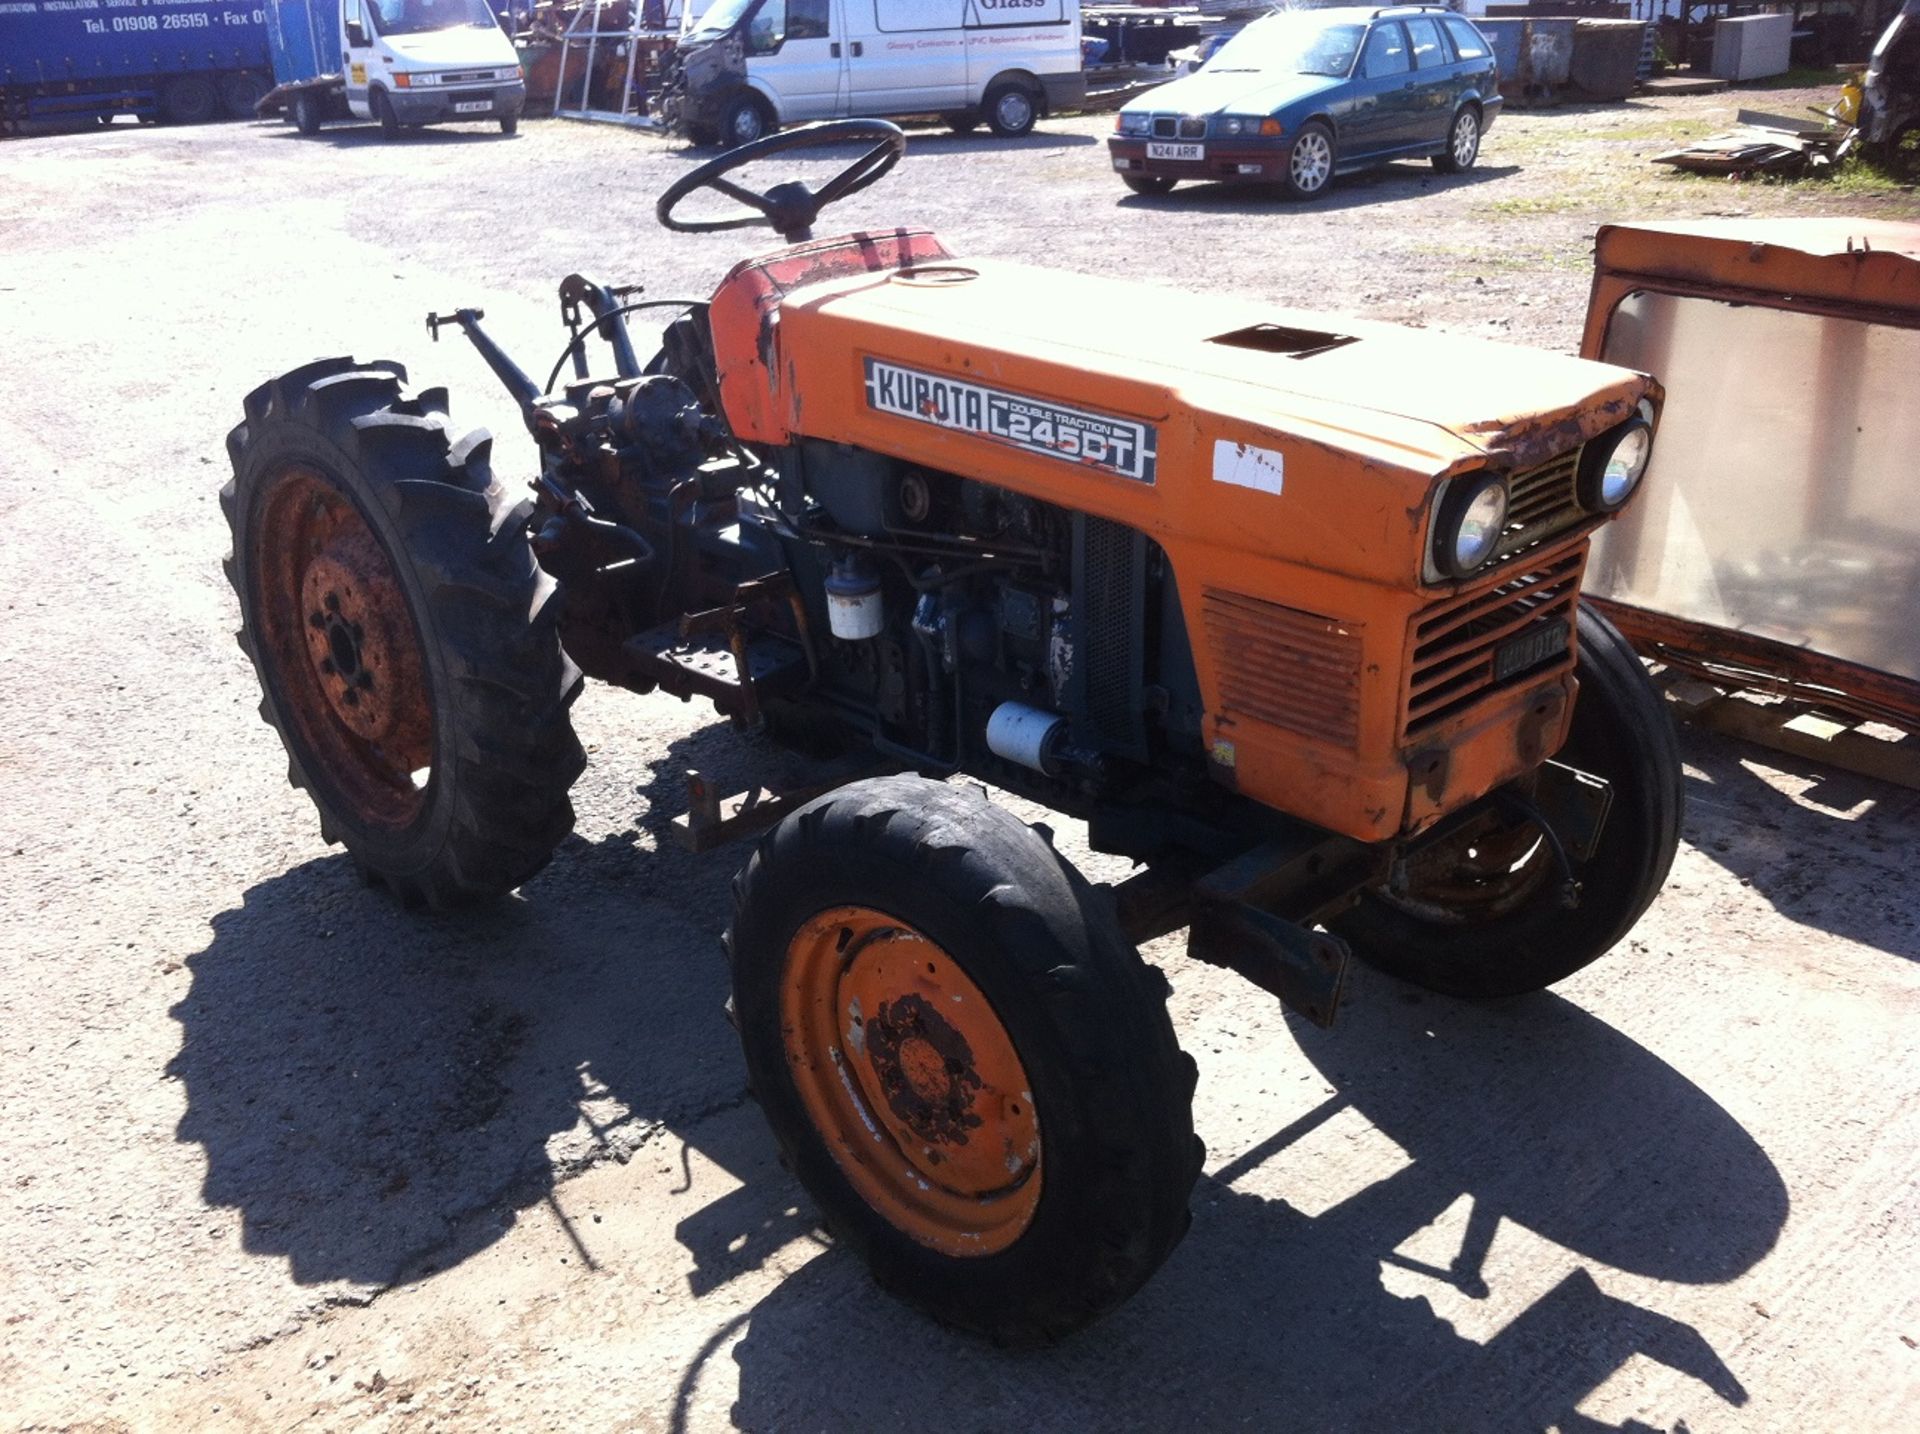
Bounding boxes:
372 88 402 140
499 114 519 136
944 110 980 134
292 90 323 136
985 84 1037 138
722 92 774 147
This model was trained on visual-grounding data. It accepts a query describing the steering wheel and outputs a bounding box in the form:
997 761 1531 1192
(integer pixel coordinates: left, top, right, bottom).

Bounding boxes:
656 119 907 245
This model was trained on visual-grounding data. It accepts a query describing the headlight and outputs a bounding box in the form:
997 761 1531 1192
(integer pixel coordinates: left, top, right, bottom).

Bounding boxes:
1433 472 1510 578
1223 117 1244 135
1577 415 1654 512
1117 112 1150 136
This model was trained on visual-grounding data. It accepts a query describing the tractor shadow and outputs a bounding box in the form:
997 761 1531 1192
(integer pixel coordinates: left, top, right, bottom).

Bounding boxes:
1675 722 1920 961
710 981 1786 1432
164 716 780 1293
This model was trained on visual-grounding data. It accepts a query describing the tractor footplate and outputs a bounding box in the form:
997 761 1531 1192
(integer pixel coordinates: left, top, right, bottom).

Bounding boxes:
625 624 808 723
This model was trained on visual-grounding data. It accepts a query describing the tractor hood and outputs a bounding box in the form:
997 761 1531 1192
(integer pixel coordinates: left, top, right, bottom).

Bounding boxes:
1126 68 1342 119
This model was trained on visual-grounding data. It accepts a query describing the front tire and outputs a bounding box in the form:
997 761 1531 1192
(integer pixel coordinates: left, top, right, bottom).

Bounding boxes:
499 113 519 136
1280 119 1335 199
1331 605 1682 998
371 87 401 141
728 776 1201 1343
221 359 586 907
1433 105 1481 173
1122 174 1176 196
721 91 773 146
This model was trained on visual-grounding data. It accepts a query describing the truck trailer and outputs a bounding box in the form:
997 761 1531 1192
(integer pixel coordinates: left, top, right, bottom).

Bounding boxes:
0 0 271 131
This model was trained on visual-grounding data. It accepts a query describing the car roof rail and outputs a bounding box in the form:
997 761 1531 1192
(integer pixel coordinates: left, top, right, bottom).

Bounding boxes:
1371 3 1453 15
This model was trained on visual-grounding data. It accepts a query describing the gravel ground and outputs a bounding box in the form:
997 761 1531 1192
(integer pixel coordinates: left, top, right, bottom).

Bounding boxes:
1 93 1917 1433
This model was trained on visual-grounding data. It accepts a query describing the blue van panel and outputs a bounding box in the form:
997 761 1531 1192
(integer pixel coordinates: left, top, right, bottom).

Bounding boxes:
0 0 269 86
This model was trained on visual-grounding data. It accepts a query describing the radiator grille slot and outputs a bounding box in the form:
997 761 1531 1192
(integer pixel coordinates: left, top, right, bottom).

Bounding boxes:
1492 448 1585 563
1404 548 1584 738
1202 590 1362 749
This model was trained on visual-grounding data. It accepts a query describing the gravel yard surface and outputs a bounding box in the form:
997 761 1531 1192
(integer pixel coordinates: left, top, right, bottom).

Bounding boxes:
1 93 1917 1432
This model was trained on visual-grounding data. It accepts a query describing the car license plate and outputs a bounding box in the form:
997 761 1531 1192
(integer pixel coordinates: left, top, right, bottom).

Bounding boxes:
1493 618 1570 681
1147 141 1203 161
454 100 492 114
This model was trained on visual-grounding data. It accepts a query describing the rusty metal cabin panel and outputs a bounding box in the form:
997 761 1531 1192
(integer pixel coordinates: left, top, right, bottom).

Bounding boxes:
1581 220 1920 702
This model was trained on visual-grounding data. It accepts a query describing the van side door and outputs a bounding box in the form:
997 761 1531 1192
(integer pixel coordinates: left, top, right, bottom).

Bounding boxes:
746 0 850 121
343 0 376 118
845 0 972 115
964 0 1072 109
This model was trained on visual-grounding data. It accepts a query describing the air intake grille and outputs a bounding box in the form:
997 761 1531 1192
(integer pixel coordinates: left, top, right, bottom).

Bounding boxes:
1492 448 1585 563
1077 517 1145 755
1403 548 1584 738
1202 590 1362 749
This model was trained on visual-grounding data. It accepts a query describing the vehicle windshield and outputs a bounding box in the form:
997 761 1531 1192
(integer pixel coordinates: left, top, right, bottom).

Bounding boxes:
689 0 758 41
372 0 498 36
1208 15 1366 77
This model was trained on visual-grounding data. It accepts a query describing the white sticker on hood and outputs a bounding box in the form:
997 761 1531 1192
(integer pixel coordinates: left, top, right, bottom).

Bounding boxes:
1213 439 1285 496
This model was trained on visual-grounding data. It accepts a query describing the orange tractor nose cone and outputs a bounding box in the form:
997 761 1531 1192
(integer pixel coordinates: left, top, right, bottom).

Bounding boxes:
783 906 1041 1256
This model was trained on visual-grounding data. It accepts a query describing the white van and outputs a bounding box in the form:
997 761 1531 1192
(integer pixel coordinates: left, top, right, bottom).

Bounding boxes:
670 0 1085 143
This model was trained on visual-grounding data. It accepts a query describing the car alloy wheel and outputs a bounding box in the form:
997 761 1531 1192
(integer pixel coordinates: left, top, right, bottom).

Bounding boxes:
1289 127 1332 195
1453 111 1480 168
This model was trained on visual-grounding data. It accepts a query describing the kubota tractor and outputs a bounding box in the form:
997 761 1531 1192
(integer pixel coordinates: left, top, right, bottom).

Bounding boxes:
222 122 1681 1342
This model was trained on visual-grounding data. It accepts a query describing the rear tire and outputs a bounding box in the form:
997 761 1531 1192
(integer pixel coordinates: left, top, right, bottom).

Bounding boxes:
219 70 268 120
292 90 323 136
221 359 586 908
160 74 218 126
984 83 1038 138
727 776 1201 1344
1331 604 1682 998
1433 105 1481 174
1122 174 1176 196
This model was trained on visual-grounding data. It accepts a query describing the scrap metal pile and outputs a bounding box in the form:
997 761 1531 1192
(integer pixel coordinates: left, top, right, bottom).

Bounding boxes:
1653 106 1857 176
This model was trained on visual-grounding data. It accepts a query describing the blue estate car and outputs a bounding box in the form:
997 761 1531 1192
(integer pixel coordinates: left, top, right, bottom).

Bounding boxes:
1109 5 1502 199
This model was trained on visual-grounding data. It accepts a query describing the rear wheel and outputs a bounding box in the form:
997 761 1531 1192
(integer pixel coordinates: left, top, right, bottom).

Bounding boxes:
1331 605 1682 998
160 74 218 126
1122 174 1176 196
727 776 1201 1343
221 359 585 907
984 83 1038 138
219 71 268 119
292 89 323 136
1433 105 1481 173
1280 119 1335 199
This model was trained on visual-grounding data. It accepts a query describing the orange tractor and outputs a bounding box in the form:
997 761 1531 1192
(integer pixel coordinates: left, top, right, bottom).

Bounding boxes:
222 122 1680 1341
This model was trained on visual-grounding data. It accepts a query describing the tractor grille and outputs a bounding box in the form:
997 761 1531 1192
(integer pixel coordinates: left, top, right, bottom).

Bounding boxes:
1402 547 1584 739
1202 589 1362 749
1492 447 1586 564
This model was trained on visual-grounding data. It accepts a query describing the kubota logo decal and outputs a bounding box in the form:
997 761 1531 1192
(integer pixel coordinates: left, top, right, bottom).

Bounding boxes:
864 357 1157 483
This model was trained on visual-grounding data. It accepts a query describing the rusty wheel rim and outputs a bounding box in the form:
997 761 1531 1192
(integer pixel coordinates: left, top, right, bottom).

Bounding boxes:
254 464 433 828
782 905 1042 1257
1383 811 1554 923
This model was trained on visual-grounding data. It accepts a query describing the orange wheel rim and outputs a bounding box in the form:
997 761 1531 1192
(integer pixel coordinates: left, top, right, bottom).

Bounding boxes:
782 905 1041 1257
254 464 433 827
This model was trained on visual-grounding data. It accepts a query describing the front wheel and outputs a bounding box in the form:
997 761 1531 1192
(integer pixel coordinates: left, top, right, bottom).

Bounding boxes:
727 776 1201 1344
1280 120 1335 200
221 360 586 907
1433 106 1481 174
1123 174 1176 196
721 92 773 146
1331 605 1683 998
371 87 401 140
499 113 519 136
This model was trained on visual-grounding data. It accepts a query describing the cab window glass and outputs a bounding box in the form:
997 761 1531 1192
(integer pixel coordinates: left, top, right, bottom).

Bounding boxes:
1443 15 1489 60
1404 16 1445 68
788 0 830 39
747 0 786 52
1360 22 1409 78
